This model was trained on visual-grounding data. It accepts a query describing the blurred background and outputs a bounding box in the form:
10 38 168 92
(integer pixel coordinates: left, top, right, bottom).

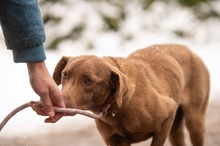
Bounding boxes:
0 0 219 145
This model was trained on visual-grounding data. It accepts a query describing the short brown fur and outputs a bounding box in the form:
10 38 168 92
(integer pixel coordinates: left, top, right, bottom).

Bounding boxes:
53 44 210 146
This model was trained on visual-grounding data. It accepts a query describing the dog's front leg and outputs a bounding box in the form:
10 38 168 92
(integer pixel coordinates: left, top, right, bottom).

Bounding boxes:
151 117 174 146
106 134 131 146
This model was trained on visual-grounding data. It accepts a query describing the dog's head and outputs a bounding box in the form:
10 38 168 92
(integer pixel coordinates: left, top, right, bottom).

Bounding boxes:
53 55 133 113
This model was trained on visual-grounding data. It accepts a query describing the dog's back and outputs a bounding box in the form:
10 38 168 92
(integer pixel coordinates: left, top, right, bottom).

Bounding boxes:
128 44 209 102
128 44 210 146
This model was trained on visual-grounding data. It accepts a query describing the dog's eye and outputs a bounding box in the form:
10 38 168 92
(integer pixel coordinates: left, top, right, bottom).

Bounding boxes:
84 77 93 85
63 72 68 79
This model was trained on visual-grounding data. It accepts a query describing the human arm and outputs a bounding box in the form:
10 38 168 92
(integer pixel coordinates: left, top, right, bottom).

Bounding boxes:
0 0 65 122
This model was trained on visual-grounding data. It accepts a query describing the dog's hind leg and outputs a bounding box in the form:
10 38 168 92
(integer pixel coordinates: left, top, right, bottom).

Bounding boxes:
169 106 186 146
182 71 209 146
182 51 210 146
183 107 205 146
182 88 208 146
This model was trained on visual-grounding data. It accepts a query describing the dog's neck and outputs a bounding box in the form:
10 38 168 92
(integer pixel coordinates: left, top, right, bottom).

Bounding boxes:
103 56 122 70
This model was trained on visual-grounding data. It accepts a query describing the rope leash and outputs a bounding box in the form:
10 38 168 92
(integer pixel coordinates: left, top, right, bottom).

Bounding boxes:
0 101 105 132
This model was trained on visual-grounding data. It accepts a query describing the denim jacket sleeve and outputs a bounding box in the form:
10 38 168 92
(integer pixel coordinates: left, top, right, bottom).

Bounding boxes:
0 0 46 63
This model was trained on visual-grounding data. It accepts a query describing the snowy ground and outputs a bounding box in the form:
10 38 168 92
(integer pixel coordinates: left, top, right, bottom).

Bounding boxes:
0 1 219 145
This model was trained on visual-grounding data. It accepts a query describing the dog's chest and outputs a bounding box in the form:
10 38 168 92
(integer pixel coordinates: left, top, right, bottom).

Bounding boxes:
119 123 153 142
107 116 154 142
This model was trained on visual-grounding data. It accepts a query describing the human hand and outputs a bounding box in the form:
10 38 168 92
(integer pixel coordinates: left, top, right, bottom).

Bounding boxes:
27 61 65 123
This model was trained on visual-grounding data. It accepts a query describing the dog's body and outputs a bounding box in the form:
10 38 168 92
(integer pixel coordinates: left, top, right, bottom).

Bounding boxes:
53 44 209 146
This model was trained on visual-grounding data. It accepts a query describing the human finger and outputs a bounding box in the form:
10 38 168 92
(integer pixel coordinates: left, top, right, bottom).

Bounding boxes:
30 103 47 116
40 94 55 118
47 91 66 123
44 113 64 123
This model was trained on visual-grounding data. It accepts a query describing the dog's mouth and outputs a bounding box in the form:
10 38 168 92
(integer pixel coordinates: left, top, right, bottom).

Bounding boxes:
62 92 116 116
64 103 74 109
63 97 93 111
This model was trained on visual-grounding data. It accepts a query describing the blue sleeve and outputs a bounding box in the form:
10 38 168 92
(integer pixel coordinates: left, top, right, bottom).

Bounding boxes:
12 44 46 63
0 0 46 63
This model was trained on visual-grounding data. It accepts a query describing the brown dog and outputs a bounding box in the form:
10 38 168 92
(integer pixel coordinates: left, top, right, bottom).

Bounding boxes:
53 44 209 146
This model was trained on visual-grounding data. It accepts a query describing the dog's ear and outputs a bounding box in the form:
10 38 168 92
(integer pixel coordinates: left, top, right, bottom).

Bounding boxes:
109 65 134 108
53 56 69 85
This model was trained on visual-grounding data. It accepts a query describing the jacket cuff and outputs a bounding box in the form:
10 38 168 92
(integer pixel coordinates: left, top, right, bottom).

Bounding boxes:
13 44 46 63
